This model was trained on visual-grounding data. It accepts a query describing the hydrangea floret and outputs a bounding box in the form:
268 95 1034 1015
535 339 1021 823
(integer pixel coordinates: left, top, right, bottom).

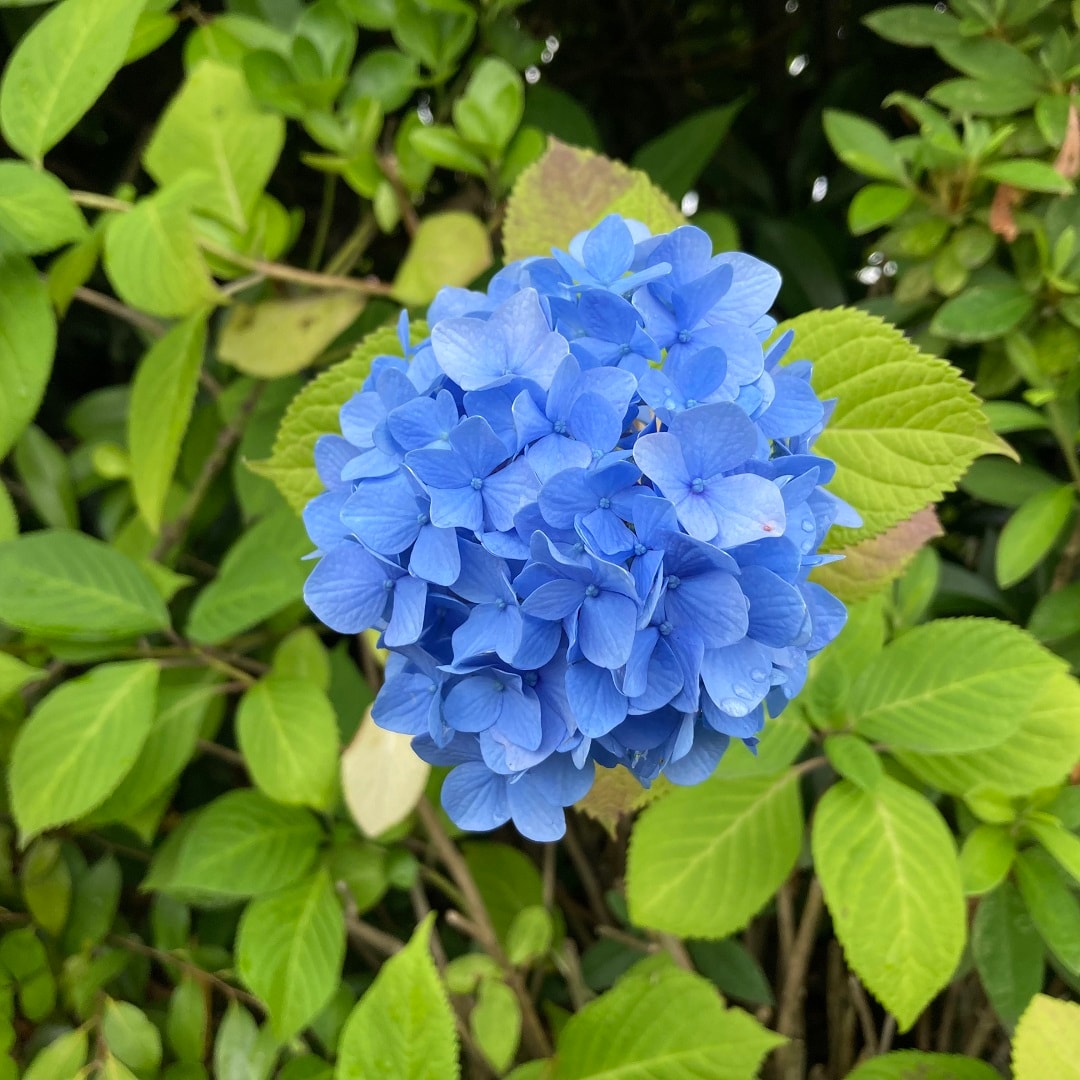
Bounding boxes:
303 214 856 841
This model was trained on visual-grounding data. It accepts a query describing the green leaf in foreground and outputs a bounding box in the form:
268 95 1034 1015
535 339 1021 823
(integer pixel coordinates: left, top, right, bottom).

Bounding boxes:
0 0 146 162
0 529 170 640
0 255 56 461
1015 849 1080 976
237 869 345 1041
0 161 86 254
144 59 285 231
145 789 321 900
554 961 784 1079
849 618 1066 753
9 661 159 840
237 678 339 809
1012 994 1080 1080
250 322 421 513
896 669 1080 797
503 139 683 262
337 912 459 1080
0 651 40 703
822 109 906 183
129 313 208 533
627 771 802 938
812 776 965 1031
779 308 998 544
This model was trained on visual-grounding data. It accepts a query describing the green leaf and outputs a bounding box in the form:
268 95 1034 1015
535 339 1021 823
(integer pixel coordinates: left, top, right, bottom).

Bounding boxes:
686 939 774 1007
937 36 1043 87
503 140 683 263
627 771 802 938
1015 849 1080 976
898 669 1080 797
847 183 915 236
812 777 965 1031
237 869 345 1041
10 661 158 840
23 1029 89 1080
14 425 76 530
392 211 492 307
0 161 86 254
62 854 121 953
931 282 1035 343
102 999 163 1073
471 978 520 1073
845 1052 1000 1080
0 651 39 703
144 59 285 231
391 0 475 77
823 734 882 791
981 159 1074 195
463 842 543 944
0 484 16 541
273 627 330 690
0 0 146 162
823 110 906 183
249 322 419 513
346 48 419 111
522 84 601 151
1012 994 1080 1080
185 508 311 645
452 56 524 157
506 906 554 967
849 618 1065 753
146 789 322 900
1026 819 1080 885
959 824 1015 896
930 77 1041 116
129 313 208 534
862 5 961 45
0 256 56 461
973 881 1043 1031
778 308 997 544
996 486 1075 588
409 124 488 176
1029 581 1080 642
962 458 1059 509
87 670 224 826
218 292 366 379
167 977 209 1063
103 185 221 318
237 678 338 810
0 529 169 640
632 100 744 201
337 913 459 1080
554 962 784 1079
20 838 71 936
213 1002 278 1080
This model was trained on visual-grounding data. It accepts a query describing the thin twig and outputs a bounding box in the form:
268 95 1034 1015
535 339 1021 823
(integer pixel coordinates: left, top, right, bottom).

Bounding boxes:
345 916 404 957
199 239 395 297
773 879 825 1080
655 932 694 971
416 798 553 1059
196 740 246 769
878 1014 897 1055
149 384 263 561
323 211 378 277
108 934 264 1012
563 816 609 927
379 154 420 237
71 286 165 336
963 1006 998 1059
849 975 879 1055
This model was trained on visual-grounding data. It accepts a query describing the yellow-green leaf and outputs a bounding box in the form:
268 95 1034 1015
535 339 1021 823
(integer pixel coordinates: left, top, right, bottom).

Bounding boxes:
392 211 492 307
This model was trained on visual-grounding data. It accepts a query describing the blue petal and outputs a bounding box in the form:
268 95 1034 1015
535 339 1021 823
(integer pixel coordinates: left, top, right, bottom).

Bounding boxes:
373 672 439 735
565 661 627 738
304 543 391 633
705 475 786 548
670 403 757 482
407 447 473 490
384 575 428 647
314 435 356 488
411 523 460 586
522 579 586 620
742 565 807 647
664 727 730 785
427 484 483 532
303 488 349 553
578 591 636 669
506 778 566 842
341 474 422 554
442 762 510 832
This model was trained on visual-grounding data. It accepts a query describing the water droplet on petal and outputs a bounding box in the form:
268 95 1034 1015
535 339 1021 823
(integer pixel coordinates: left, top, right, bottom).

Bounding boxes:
735 684 754 700
751 668 768 682
721 698 750 718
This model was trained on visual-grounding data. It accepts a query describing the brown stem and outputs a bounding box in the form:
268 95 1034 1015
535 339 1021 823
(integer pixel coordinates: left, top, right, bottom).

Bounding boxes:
416 798 553 1059
849 975 879 1055
199 239 395 297
70 286 165 337
345 916 404 957
563 816 610 927
379 154 420 237
773 878 825 1080
196 740 246 770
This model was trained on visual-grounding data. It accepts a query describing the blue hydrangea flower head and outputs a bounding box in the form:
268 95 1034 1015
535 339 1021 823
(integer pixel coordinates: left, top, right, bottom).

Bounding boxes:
303 214 856 841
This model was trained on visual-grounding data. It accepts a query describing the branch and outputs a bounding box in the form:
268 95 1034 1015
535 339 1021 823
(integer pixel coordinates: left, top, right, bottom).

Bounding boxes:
773 878 825 1080
416 798 553 1059
70 286 165 337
